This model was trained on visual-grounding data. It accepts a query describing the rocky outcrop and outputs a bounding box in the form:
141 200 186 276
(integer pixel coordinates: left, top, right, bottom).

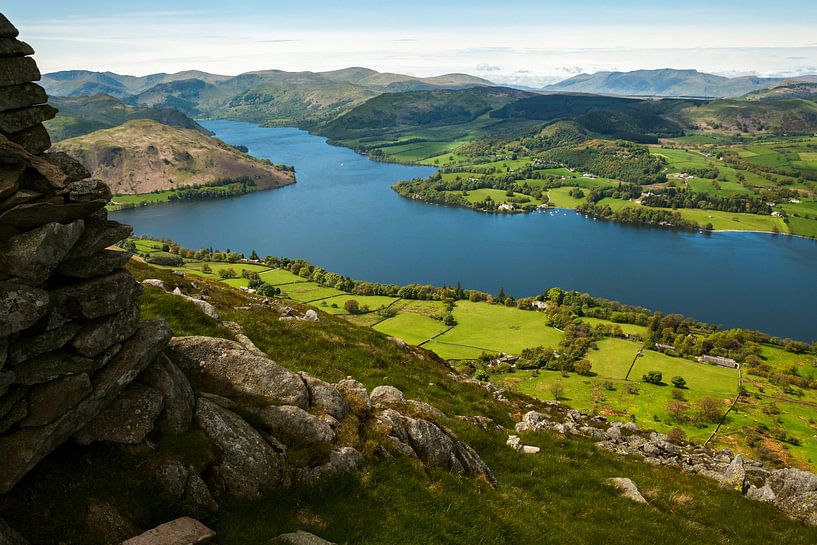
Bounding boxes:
272 530 336 544
515 404 817 525
605 477 648 504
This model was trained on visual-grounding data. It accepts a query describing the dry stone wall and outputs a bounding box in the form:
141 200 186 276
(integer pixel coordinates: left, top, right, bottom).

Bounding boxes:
0 14 172 494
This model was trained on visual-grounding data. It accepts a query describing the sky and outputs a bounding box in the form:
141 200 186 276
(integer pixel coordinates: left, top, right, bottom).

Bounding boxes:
4 0 817 85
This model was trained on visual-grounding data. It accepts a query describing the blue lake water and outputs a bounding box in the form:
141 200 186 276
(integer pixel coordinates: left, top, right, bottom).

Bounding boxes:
112 120 817 342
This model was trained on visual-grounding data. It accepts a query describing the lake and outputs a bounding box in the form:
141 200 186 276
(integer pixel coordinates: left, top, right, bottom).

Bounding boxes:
112 120 817 342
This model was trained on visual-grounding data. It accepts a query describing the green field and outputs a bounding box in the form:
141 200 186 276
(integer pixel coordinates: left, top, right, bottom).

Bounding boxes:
547 187 587 208
373 313 449 345
317 294 400 315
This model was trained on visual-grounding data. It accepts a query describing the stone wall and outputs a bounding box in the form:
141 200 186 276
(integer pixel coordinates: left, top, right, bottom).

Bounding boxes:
0 14 172 493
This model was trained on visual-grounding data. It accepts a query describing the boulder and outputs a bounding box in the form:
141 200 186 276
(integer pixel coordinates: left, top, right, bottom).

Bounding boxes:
335 378 370 416
0 134 66 188
0 200 106 230
120 517 215 545
721 454 747 493
776 491 817 526
369 385 406 409
0 319 171 493
0 281 48 336
20 373 92 427
0 82 46 113
0 38 34 58
258 405 336 447
193 397 288 499
301 373 349 421
139 353 195 435
74 383 164 445
746 484 776 503
70 303 140 357
152 460 218 515
408 399 446 419
0 14 18 38
6 321 80 365
605 477 648 504
142 278 169 290
65 215 132 258
50 270 142 321
0 56 39 87
766 467 817 500
40 151 90 183
0 104 57 134
57 249 132 279
85 498 142 545
295 447 363 486
168 336 308 409
506 434 522 451
7 124 51 155
302 309 319 322
64 179 112 203
272 531 336 544
169 290 219 320
12 350 96 385
0 189 40 216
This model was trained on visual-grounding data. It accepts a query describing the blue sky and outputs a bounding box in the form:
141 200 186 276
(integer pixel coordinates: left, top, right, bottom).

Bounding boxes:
4 1 817 84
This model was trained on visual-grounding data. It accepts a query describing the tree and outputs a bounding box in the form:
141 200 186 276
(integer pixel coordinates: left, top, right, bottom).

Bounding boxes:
642 370 663 385
201 263 212 274
343 299 360 314
250 250 259 261
696 397 723 423
671 376 687 389
218 268 236 279
474 369 490 382
667 427 687 445
550 382 565 400
667 400 689 422
443 313 456 326
574 359 592 376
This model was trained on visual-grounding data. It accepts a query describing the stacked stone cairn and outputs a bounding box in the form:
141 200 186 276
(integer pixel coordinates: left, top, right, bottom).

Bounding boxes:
0 13 172 494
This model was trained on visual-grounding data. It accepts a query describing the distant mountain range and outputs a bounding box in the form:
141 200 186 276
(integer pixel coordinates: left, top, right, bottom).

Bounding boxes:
541 69 817 98
41 67 495 128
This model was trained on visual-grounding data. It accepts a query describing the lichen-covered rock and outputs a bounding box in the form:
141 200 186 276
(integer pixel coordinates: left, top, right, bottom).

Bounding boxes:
41 151 90 183
777 491 817 526
302 309 319 322
301 373 349 421
193 397 288 499
64 211 131 259
0 319 171 493
74 383 164 445
0 200 105 230
721 455 747 492
0 104 57 134
56 249 132 279
64 178 112 203
606 477 648 504
120 517 215 545
295 447 363 486
21 373 92 427
50 269 142 321
85 499 142 545
258 404 336 447
139 353 195 435
6 321 80 365
152 460 218 515
766 467 817 500
335 378 370 416
12 350 96 385
0 280 48 336
272 530 336 544
70 302 140 357
142 278 169 290
168 336 308 409
369 385 406 409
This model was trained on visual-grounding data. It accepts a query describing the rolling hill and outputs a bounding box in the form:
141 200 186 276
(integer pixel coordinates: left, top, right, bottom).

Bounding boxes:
543 69 817 98
44 93 210 141
42 67 495 128
53 119 295 194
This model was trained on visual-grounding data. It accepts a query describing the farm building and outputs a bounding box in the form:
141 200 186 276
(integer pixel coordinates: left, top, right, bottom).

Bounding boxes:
699 355 739 369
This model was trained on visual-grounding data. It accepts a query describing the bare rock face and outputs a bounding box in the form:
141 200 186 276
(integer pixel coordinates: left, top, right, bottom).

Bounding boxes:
139 353 195 435
167 336 308 409
193 397 288 499
74 383 164 445
258 405 336 447
120 517 215 545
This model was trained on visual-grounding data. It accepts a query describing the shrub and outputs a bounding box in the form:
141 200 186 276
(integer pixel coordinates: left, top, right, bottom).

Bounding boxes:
343 299 361 314
574 359 592 376
146 254 184 267
642 370 663 385
667 427 687 445
696 397 724 423
602 380 616 391
218 268 237 279
550 382 565 400
473 369 490 382
671 388 685 400
671 376 687 389
667 400 689 422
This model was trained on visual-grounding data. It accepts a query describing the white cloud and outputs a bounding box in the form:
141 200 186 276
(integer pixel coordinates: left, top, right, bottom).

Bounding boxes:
476 63 501 72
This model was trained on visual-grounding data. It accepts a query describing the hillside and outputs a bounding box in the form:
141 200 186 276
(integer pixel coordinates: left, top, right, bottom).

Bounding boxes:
743 81 817 101
44 93 211 141
42 67 496 128
678 98 817 134
543 69 816 98
53 119 295 194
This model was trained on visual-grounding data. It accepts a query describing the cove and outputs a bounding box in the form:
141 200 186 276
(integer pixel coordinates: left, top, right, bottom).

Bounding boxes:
112 120 817 342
